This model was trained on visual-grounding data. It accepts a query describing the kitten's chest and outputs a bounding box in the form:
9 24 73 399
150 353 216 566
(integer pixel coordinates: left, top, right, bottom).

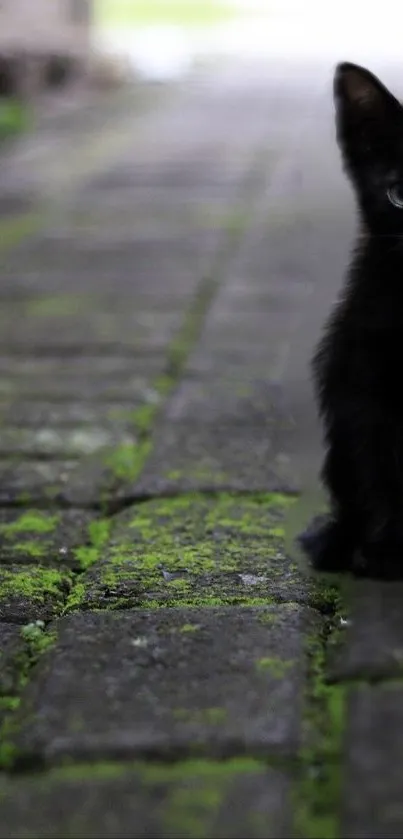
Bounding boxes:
350 320 403 400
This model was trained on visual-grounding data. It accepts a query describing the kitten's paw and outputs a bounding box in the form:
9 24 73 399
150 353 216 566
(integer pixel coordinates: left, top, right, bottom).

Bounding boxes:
297 515 354 572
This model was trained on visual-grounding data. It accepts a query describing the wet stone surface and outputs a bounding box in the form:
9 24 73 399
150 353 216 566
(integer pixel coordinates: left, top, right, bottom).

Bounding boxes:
14 606 319 765
0 356 164 400
0 460 79 506
133 381 299 496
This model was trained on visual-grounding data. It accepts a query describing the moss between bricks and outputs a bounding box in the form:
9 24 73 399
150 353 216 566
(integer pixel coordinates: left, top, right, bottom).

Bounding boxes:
0 757 283 836
28 757 268 783
293 577 348 839
100 276 218 499
73 518 112 572
0 621 58 769
92 186 260 505
104 441 152 482
26 294 94 319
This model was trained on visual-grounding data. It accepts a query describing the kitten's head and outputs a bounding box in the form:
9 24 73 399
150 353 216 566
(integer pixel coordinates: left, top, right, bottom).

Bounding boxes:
335 62 403 234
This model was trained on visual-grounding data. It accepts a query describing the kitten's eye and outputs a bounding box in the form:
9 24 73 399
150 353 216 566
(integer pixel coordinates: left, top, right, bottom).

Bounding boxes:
387 184 403 208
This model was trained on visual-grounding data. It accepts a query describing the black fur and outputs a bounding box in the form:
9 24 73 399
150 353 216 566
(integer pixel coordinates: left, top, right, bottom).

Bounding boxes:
298 62 403 578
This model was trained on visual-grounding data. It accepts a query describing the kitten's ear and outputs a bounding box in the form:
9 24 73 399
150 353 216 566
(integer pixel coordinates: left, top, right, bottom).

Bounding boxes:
334 62 401 120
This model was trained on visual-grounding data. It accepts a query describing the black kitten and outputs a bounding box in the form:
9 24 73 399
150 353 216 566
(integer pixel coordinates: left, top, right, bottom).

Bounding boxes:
298 62 403 579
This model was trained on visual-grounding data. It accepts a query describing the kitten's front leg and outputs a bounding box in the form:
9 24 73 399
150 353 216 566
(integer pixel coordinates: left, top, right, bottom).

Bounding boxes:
297 438 358 572
350 439 403 579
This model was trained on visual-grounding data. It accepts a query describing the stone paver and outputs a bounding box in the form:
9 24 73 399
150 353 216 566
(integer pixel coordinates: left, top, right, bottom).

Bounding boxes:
0 59 397 837
73 493 311 611
0 761 290 839
13 606 318 765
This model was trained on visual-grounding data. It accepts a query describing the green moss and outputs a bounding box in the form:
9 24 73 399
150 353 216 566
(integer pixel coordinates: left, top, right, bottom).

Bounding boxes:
36 756 264 785
0 697 20 713
154 373 172 395
73 518 112 571
11 541 47 559
0 621 58 770
27 295 89 318
257 612 279 626
162 758 262 838
0 566 70 604
309 577 346 617
104 441 151 481
77 492 303 611
180 623 201 633
132 404 157 433
0 511 60 536
0 735 19 770
294 590 348 839
173 707 227 724
255 657 294 677
0 98 30 139
21 621 57 658
64 581 86 612
108 594 277 612
164 781 222 837
49 761 127 781
97 272 221 502
165 278 217 378
74 546 100 571
65 517 111 604
0 212 41 254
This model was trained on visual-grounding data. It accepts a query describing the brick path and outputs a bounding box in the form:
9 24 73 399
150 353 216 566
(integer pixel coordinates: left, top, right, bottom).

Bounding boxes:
0 62 400 838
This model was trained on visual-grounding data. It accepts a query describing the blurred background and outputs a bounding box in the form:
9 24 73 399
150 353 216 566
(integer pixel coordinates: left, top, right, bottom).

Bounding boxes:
0 0 402 134
0 0 402 508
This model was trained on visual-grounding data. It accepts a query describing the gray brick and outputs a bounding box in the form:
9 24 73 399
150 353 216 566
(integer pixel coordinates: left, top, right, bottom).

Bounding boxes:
14 606 318 764
0 460 78 506
0 356 163 400
133 379 299 496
